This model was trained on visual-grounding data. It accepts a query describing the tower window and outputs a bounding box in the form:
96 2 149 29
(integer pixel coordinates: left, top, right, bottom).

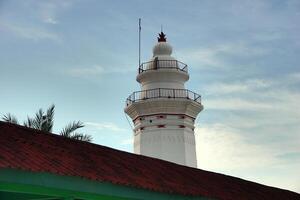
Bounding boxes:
157 115 166 119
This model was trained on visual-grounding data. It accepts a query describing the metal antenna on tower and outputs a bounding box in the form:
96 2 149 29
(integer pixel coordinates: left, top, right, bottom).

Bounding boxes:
139 18 141 68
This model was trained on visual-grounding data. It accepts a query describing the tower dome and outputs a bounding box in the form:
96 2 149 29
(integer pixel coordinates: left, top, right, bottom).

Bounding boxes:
153 42 172 56
125 32 203 168
153 33 172 56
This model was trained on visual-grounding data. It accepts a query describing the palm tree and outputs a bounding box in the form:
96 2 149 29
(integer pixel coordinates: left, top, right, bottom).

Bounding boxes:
1 104 92 142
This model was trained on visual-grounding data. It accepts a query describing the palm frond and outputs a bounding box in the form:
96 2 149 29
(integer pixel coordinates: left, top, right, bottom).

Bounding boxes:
23 116 34 128
2 105 91 142
2 113 19 124
32 108 44 130
71 132 93 142
60 121 84 137
42 104 55 132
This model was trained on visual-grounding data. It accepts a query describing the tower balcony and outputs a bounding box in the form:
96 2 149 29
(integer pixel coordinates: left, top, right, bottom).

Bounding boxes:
138 60 188 74
126 88 201 106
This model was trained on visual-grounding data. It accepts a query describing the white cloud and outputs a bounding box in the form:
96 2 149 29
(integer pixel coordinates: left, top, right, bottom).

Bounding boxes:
202 78 277 111
288 72 300 82
0 20 60 41
195 72 300 192
86 122 126 132
177 46 222 68
218 43 270 57
202 74 300 114
205 97 273 111
0 0 74 42
0 0 74 40
66 65 105 77
207 83 249 94
195 123 300 192
65 64 135 77
39 2 59 24
205 78 272 95
195 123 278 171
177 42 270 69
37 0 73 24
44 17 58 24
253 31 282 42
120 138 133 145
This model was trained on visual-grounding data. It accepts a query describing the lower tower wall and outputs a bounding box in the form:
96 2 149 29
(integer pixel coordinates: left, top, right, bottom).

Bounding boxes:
132 113 197 167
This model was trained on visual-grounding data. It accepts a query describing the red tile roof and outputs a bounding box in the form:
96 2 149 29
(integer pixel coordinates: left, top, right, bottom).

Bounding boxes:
0 121 299 200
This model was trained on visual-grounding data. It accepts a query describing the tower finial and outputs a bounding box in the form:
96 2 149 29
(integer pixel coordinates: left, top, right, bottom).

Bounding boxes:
158 32 166 42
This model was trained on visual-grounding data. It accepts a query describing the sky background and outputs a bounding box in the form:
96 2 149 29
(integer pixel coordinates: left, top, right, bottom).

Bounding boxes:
1 0 300 193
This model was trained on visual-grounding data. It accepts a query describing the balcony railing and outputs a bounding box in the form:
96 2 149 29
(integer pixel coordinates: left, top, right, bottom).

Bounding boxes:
138 60 188 74
126 88 201 106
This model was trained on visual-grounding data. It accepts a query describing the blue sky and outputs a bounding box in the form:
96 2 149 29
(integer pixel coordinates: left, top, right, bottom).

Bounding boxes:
1 0 300 193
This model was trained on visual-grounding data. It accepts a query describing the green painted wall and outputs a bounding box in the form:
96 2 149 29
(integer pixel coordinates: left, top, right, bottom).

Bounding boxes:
0 168 214 200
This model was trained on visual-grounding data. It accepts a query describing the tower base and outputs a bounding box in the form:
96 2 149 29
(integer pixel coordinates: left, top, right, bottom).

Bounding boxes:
134 128 197 167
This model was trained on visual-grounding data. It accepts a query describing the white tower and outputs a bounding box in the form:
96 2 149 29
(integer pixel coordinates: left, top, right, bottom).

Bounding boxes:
125 32 203 167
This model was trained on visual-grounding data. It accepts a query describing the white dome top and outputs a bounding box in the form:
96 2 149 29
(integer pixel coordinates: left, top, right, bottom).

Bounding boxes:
153 42 173 56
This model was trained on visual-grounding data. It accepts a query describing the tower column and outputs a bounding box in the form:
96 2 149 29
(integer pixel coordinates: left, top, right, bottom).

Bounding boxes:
125 32 203 168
